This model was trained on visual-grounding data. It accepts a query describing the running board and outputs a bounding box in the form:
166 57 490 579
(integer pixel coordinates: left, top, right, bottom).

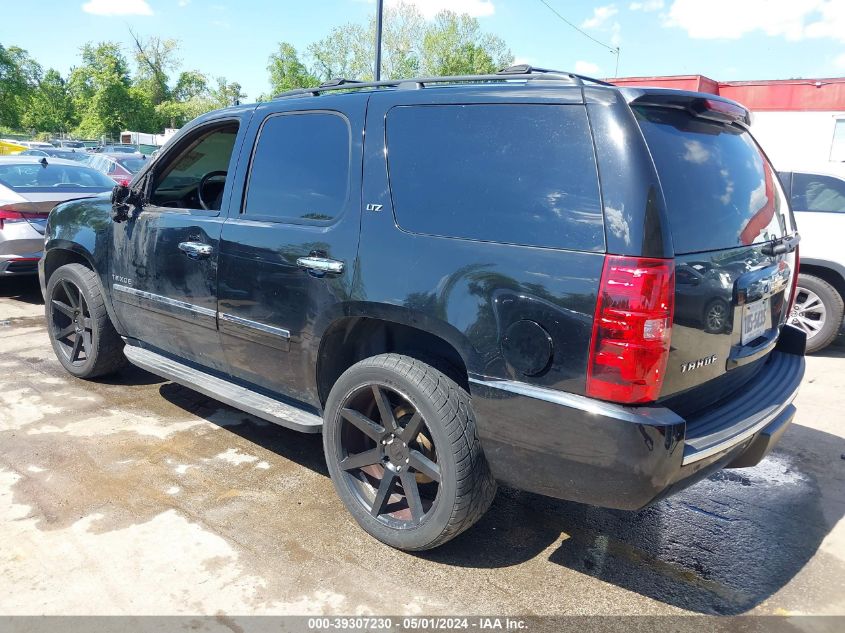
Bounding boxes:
123 345 323 433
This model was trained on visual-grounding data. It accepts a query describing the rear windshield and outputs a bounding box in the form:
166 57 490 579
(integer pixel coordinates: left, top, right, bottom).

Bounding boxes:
0 163 115 192
635 107 788 254
117 157 147 173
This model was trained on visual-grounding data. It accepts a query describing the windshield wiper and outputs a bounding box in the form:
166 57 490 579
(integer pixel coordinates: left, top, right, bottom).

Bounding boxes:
761 232 800 256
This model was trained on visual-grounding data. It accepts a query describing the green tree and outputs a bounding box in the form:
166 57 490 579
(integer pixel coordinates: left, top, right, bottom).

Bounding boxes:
173 70 209 101
307 22 373 81
304 4 511 82
209 77 246 108
129 30 180 106
267 42 317 95
21 69 76 133
0 44 41 129
421 11 512 76
69 42 136 138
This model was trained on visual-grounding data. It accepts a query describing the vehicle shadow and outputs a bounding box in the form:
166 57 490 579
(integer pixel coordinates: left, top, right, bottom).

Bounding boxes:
0 275 43 304
157 381 843 615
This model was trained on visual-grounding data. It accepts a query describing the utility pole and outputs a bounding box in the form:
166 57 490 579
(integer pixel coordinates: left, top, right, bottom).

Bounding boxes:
374 0 384 81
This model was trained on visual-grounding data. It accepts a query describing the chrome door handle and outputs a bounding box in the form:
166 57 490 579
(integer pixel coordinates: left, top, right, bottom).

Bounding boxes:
178 241 213 260
296 256 344 274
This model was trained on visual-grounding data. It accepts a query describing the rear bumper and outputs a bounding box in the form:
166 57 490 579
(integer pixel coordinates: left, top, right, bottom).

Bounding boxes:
470 338 804 511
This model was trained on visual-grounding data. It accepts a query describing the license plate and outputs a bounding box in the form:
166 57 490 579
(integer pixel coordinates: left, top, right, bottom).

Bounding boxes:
741 299 768 345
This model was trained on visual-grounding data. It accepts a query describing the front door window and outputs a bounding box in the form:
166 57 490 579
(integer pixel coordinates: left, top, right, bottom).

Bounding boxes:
149 123 239 211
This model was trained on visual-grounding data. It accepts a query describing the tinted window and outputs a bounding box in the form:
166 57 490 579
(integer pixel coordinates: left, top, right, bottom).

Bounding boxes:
0 163 115 191
791 172 845 213
636 107 787 254
244 112 350 223
385 104 603 251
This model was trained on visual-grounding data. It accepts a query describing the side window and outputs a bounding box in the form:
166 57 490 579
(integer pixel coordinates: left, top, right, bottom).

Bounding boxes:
791 173 845 213
243 112 350 224
385 104 604 251
149 122 239 211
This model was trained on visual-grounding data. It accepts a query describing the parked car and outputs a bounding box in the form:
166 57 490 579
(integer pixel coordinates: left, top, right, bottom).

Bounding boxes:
86 153 148 183
20 147 90 163
40 66 805 551
0 156 116 275
52 140 86 149
88 144 138 154
778 165 845 352
16 141 55 149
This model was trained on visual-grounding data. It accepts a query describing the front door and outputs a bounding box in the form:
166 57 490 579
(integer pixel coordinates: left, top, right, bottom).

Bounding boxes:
110 115 252 372
216 99 366 407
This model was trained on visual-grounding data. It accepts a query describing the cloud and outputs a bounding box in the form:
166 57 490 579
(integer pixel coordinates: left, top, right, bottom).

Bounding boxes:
665 0 845 43
683 140 710 164
836 52 845 69
575 60 601 74
82 0 153 15
582 5 618 29
385 0 495 19
629 0 663 10
178 0 190 6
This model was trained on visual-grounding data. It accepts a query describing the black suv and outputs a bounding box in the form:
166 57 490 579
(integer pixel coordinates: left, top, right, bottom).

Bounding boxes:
39 66 805 551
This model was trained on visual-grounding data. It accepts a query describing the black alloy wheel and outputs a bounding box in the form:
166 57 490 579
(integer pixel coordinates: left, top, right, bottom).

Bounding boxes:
50 277 93 366
335 383 441 527
323 354 495 550
45 263 126 378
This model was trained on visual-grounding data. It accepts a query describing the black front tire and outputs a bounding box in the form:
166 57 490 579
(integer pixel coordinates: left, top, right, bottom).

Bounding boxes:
323 354 496 551
45 263 127 378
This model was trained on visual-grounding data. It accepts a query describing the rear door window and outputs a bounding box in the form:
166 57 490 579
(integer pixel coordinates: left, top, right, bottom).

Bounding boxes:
790 172 845 213
243 112 350 224
385 104 604 252
635 107 788 254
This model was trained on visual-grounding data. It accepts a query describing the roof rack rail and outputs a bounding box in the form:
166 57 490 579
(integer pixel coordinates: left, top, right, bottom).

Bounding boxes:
273 64 614 99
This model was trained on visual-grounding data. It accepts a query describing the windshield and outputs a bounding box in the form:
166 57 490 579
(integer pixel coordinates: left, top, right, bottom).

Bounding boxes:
0 163 116 192
117 157 147 173
635 107 788 254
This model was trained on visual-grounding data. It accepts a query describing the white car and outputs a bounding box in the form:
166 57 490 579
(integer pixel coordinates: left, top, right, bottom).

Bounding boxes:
0 156 116 275
778 163 845 352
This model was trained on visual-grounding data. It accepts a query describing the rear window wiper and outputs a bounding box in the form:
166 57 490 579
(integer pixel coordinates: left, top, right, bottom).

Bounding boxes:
761 232 800 256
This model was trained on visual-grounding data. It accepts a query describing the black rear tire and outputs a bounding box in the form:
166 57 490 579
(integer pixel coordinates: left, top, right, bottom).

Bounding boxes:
323 353 496 550
45 263 127 378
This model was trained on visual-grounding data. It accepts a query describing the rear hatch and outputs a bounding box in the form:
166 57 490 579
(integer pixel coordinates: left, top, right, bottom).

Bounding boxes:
631 95 799 410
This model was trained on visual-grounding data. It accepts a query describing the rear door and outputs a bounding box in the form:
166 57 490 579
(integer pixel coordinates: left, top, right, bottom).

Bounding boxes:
632 103 799 404
216 98 366 407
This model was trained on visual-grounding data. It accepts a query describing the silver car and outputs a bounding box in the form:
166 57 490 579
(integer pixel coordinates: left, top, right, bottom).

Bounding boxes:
0 156 116 275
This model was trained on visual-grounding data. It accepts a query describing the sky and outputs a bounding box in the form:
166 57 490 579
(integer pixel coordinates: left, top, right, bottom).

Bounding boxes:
2 0 845 101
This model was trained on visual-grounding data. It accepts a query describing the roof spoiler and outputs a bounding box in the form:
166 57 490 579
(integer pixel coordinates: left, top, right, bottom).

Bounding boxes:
621 88 752 127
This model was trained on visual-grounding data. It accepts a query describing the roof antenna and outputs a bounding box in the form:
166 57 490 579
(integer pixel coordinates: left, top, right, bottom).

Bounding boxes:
40 157 48 168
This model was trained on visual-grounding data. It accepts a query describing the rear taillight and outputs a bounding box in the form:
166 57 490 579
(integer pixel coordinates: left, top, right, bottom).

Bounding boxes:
586 256 675 404
0 204 48 230
0 206 26 230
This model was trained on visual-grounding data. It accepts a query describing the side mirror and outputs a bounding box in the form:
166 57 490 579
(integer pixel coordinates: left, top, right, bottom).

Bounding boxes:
110 182 146 223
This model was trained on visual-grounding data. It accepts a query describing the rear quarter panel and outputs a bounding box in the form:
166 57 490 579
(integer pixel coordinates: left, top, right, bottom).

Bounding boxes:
357 88 606 394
